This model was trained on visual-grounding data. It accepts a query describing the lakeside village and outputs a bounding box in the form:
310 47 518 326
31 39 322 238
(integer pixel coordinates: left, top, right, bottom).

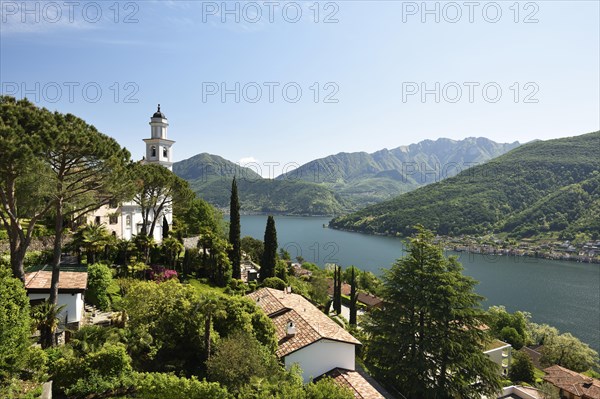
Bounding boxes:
434 235 600 264
1 100 599 399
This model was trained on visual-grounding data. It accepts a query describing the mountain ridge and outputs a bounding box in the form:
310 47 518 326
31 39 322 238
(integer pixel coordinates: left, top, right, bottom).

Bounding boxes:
173 137 521 215
329 131 600 240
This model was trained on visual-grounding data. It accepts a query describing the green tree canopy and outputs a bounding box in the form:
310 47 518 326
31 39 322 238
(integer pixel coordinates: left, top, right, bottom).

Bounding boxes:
363 226 502 398
0 96 58 281
132 163 194 238
509 350 535 384
241 236 263 263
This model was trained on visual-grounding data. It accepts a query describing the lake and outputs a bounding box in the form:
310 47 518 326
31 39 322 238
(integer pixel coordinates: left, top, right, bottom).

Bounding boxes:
236 215 600 352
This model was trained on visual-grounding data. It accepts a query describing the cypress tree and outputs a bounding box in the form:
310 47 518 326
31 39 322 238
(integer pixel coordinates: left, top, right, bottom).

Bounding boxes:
334 265 342 314
228 177 241 279
332 265 338 313
162 216 170 240
349 266 357 326
260 216 277 281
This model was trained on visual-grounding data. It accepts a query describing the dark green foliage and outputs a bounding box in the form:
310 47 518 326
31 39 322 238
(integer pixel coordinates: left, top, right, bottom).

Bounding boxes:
228 178 242 280
0 268 31 380
260 216 277 281
349 266 357 326
198 230 232 287
509 351 535 384
487 306 529 350
500 327 525 350
363 226 502 398
331 132 600 239
87 263 113 311
333 265 342 314
262 276 287 290
241 236 264 263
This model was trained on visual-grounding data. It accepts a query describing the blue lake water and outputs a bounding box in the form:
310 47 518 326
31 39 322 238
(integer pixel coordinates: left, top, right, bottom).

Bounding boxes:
236 215 600 352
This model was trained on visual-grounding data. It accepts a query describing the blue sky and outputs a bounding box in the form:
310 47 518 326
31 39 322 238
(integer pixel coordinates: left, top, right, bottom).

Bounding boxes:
1 1 598 176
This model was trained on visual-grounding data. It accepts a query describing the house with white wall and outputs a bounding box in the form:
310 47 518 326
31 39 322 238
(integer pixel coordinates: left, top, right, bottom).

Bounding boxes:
247 288 387 398
484 339 512 377
24 265 87 328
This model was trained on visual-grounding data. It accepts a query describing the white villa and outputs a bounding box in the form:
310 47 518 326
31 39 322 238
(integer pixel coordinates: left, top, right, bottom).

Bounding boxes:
484 338 512 377
247 287 387 398
89 105 175 243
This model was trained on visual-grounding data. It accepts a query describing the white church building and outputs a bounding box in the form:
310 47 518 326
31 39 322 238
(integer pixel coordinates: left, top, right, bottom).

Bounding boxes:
89 105 174 243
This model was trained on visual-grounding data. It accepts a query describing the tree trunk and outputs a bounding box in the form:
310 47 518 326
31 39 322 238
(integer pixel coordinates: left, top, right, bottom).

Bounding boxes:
49 202 63 306
10 240 27 283
204 313 211 360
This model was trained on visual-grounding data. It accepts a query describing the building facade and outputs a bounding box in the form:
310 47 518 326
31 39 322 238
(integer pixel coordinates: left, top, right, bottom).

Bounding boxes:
89 105 174 243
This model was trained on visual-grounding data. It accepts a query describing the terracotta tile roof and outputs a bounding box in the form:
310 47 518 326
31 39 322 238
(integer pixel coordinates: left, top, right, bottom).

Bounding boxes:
356 292 383 307
323 368 385 399
247 288 360 357
543 365 600 399
25 270 88 291
327 279 352 296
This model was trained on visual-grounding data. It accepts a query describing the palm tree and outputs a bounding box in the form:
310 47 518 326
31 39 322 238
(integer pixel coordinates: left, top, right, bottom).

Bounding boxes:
72 223 113 264
162 237 184 270
31 301 66 348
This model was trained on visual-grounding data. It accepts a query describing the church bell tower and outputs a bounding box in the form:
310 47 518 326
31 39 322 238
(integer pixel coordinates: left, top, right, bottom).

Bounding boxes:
143 104 175 171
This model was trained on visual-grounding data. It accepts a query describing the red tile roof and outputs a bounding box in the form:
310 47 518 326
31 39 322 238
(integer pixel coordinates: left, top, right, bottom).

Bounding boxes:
327 279 352 296
322 368 386 399
247 288 360 357
356 292 383 307
24 270 87 292
543 365 600 399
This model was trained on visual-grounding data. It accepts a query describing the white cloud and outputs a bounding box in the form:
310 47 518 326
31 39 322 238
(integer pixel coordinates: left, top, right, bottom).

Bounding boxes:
238 156 259 165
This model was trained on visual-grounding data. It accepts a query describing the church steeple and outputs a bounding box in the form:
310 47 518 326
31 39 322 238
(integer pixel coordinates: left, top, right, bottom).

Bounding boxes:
144 104 175 171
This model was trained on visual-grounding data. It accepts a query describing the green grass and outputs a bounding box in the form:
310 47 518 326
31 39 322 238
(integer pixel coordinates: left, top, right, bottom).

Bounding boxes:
107 279 123 310
187 278 226 295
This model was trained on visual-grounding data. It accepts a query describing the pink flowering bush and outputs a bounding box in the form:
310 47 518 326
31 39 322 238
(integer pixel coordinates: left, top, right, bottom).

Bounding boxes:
147 265 178 282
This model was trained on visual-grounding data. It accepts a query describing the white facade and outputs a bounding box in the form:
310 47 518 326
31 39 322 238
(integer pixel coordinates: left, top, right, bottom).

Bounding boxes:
284 339 356 382
484 342 512 377
29 292 84 324
88 105 174 243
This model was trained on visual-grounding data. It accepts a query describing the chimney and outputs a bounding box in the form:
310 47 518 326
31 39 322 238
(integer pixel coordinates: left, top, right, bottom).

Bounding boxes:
286 320 297 337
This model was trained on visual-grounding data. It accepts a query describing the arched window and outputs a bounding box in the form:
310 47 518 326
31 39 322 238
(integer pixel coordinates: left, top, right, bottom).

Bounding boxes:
151 146 156 157
163 147 168 158
126 215 131 227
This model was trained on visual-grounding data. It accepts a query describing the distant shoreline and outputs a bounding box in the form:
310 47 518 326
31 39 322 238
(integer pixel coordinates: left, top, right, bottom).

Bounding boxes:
327 225 600 265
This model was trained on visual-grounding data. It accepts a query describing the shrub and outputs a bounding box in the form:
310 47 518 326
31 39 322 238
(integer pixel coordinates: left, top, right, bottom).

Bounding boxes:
51 343 133 397
0 268 31 380
261 276 287 290
133 372 229 399
87 263 113 310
